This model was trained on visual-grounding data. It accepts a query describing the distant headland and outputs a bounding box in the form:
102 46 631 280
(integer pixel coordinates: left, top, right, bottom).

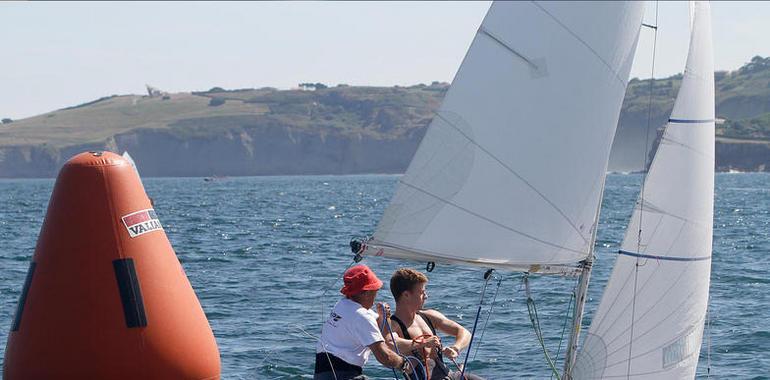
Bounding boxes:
1 56 770 178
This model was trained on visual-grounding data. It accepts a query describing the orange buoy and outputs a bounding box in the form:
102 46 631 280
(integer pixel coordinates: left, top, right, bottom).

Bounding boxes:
3 151 220 379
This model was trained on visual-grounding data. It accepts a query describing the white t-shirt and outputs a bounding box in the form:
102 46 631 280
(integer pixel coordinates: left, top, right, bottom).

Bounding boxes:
316 298 384 367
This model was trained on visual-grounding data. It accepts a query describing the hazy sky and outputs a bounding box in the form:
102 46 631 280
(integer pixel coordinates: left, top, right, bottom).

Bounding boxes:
2 1 768 120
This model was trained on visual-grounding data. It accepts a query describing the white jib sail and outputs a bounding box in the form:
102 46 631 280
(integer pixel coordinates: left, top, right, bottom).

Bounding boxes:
364 1 644 273
122 151 146 189
575 2 714 378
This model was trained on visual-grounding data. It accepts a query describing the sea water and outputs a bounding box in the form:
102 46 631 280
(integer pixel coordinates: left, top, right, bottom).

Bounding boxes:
0 173 768 379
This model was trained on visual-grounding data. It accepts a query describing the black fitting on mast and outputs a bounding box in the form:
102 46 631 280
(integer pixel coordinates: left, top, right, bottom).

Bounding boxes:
350 239 364 262
349 239 363 254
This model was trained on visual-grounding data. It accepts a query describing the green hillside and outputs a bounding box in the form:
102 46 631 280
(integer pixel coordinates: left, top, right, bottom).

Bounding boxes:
1 57 770 177
624 55 770 138
0 83 445 148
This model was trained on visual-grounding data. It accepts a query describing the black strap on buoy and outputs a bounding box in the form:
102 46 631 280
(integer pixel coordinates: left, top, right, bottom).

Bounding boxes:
11 262 37 332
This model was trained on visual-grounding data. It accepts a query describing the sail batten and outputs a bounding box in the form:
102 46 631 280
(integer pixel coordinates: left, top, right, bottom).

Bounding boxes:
368 2 645 270
575 2 715 378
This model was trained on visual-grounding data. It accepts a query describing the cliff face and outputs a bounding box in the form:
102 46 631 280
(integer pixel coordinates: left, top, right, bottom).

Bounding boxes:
0 107 430 178
114 123 425 177
610 56 770 172
716 139 770 172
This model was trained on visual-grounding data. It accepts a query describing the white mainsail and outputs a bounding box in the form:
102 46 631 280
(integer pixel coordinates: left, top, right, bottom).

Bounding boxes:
361 2 644 273
574 2 714 378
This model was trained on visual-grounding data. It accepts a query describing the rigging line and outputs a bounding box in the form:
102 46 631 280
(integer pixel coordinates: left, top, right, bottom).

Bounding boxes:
707 295 712 378
524 275 562 380
460 270 494 380
397 180 587 256
319 259 358 323
638 0 660 251
626 261 640 379
629 3 658 377
377 304 405 380
293 324 339 380
432 111 591 246
530 1 628 87
554 278 578 370
471 274 505 361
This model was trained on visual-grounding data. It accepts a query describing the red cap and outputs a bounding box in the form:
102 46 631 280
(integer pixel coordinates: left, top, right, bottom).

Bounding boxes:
340 264 383 297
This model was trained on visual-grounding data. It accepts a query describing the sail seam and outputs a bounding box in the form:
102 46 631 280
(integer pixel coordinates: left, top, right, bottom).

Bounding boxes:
591 251 690 337
531 1 627 87
618 249 711 262
636 200 711 228
660 136 714 159
600 262 696 353
397 179 587 256
603 294 703 368
433 111 590 247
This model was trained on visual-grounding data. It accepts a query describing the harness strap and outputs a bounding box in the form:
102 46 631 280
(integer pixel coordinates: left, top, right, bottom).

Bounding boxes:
391 312 450 379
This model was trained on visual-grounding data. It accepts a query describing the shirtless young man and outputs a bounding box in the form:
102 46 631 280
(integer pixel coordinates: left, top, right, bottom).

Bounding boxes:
388 268 485 380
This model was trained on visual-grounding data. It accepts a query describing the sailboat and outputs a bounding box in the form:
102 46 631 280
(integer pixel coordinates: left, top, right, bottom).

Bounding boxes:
122 151 143 182
574 2 714 378
349 1 715 379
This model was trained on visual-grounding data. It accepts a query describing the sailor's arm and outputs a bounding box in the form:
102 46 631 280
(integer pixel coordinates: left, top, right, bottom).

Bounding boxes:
384 319 440 353
422 309 471 356
369 341 409 370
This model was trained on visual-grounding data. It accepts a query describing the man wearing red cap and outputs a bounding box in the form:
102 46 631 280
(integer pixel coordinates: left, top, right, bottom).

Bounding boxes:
315 264 409 379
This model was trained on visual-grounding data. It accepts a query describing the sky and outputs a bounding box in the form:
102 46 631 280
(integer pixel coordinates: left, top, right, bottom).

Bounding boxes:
1 1 768 120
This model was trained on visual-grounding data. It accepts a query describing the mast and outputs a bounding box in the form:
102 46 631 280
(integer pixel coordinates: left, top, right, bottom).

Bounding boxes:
563 259 593 379
562 176 605 379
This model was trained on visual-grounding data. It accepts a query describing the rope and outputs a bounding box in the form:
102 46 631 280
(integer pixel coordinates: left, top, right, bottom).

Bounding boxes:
319 259 358 323
630 3 659 378
378 304 403 380
293 324 339 380
459 270 494 380
524 275 561 380
403 355 428 380
310 257 361 380
472 275 504 361
706 297 712 378
554 290 576 373
412 334 435 380
378 304 429 380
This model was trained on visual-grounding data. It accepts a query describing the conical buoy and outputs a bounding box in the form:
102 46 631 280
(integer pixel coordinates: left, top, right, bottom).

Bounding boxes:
3 151 220 379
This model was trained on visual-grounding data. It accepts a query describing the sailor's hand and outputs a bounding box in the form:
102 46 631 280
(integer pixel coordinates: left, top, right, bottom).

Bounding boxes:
414 335 441 350
378 302 391 317
442 345 459 359
398 356 414 375
375 302 391 325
